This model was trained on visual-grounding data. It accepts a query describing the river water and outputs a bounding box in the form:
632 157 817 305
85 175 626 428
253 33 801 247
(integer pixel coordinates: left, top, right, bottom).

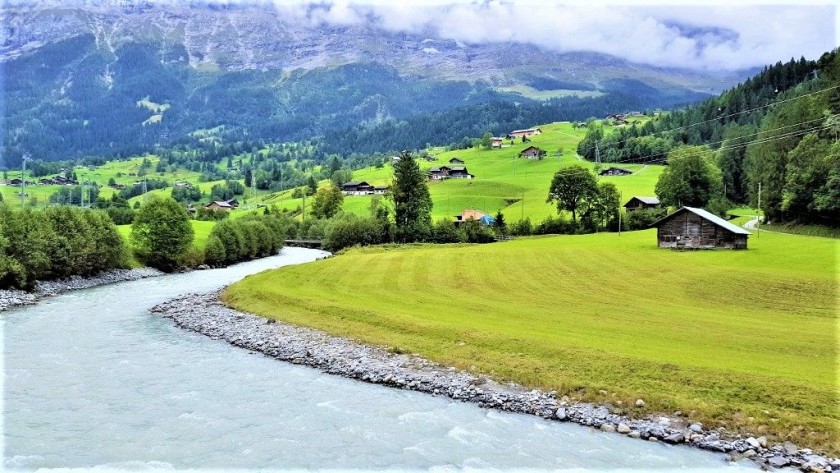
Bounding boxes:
4 247 753 471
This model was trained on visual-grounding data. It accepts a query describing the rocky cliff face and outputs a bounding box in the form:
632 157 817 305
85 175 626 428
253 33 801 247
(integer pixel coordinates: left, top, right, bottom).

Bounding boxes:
1 1 747 95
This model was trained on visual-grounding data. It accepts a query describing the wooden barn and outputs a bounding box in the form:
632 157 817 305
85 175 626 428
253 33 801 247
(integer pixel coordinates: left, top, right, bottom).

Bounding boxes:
205 200 235 211
449 157 465 164
599 167 632 176
653 206 750 249
624 196 660 211
519 146 546 159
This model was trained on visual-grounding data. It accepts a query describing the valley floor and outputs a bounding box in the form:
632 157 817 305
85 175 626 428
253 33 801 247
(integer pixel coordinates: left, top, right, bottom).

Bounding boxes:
222 228 839 455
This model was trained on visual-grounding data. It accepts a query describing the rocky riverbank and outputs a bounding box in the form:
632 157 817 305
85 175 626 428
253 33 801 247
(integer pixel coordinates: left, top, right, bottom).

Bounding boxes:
0 268 164 312
153 292 838 472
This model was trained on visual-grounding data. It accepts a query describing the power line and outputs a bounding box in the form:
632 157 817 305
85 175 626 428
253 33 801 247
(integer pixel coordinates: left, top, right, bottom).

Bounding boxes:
575 82 840 156
547 121 833 183
589 114 837 168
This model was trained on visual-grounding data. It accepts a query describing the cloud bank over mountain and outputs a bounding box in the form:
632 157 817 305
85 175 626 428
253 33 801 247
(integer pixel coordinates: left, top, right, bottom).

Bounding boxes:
285 1 837 71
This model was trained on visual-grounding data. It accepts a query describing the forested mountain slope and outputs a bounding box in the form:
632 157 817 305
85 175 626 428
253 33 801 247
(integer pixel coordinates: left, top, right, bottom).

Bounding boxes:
577 50 840 226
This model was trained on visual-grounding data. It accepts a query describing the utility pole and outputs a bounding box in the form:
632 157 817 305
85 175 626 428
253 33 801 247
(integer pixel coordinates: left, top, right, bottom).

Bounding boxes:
618 190 622 237
757 182 761 238
20 154 30 208
302 191 306 222
595 142 601 166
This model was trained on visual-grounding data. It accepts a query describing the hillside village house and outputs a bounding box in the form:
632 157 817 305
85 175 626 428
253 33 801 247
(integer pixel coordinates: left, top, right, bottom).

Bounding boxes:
519 146 546 159
624 196 661 211
507 128 542 139
455 208 495 226
429 166 474 180
341 181 375 195
340 181 388 196
448 157 465 165
653 206 750 249
205 200 237 211
491 137 504 148
599 167 632 176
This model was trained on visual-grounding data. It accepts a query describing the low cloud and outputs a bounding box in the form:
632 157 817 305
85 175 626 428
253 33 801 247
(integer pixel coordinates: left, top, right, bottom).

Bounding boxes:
285 1 837 71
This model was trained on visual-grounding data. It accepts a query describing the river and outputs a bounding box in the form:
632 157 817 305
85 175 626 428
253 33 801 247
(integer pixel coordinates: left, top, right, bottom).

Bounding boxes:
4 247 754 470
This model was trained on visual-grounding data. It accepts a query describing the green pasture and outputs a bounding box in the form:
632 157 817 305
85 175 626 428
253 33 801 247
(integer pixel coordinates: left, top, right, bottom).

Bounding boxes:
343 121 663 222
225 228 839 454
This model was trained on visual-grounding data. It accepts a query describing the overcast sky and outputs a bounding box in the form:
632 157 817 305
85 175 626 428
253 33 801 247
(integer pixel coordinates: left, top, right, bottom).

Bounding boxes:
29 0 836 71
263 0 837 71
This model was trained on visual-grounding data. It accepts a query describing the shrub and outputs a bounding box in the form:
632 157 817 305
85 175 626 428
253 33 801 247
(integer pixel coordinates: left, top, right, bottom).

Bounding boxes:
625 208 668 230
323 214 384 252
0 204 129 289
131 196 194 272
204 235 227 267
509 218 533 236
430 218 462 243
534 215 576 235
461 220 496 243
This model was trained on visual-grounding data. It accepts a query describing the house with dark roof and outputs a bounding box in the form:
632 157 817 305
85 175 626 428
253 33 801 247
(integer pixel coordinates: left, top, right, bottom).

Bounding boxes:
519 146 546 159
448 157 465 165
205 200 235 211
341 181 375 195
373 185 390 195
490 137 504 148
508 128 542 139
599 167 632 176
624 196 660 211
653 206 750 249
429 166 473 180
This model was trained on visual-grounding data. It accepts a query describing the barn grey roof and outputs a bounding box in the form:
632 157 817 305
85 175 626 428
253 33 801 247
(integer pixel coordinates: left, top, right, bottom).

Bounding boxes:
655 206 751 235
627 196 660 205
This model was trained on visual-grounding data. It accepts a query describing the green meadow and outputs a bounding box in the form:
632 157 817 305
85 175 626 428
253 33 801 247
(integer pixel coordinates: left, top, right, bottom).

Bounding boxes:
224 229 839 454
1 156 208 209
255 121 663 223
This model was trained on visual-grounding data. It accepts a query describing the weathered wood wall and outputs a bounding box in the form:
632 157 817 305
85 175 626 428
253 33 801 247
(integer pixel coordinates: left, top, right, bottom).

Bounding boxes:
657 212 747 249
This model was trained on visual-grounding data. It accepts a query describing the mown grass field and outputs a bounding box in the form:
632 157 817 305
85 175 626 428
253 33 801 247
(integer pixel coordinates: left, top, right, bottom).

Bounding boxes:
224 229 839 454
258 121 663 223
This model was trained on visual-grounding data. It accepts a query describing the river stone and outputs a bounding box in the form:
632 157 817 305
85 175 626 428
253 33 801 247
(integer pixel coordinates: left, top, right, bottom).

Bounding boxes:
767 456 790 468
617 423 631 434
600 423 616 433
555 407 567 420
745 437 761 450
635 399 645 408
757 437 767 448
689 423 703 433
628 431 641 439
664 433 685 444
783 441 799 455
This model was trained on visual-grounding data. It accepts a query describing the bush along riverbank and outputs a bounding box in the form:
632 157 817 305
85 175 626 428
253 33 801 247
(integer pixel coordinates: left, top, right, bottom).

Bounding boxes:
152 292 839 472
0 267 163 312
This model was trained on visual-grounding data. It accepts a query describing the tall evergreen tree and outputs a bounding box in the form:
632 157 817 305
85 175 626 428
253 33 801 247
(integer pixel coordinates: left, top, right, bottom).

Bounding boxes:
391 150 432 242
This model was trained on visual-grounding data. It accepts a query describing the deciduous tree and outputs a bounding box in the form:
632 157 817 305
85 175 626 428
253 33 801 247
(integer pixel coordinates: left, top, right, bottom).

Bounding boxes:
655 146 722 208
547 165 598 223
131 196 194 272
311 184 344 219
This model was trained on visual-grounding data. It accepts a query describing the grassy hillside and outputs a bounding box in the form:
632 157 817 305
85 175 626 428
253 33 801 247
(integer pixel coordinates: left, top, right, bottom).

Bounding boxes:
1 156 209 209
251 121 662 223
224 229 838 454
